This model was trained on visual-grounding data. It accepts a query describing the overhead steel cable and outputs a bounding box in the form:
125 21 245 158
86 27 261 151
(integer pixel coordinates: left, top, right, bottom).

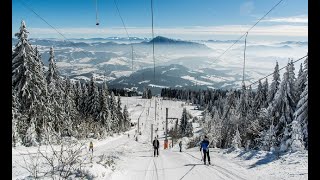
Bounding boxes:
113 0 134 71
215 0 285 61
17 0 92 59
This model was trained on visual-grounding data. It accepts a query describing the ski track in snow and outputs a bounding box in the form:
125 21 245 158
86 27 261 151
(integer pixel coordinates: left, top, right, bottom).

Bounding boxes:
106 97 258 180
12 96 308 180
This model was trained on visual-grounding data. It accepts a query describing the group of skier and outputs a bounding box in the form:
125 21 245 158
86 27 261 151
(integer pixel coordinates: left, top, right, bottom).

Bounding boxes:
152 135 211 165
89 135 211 165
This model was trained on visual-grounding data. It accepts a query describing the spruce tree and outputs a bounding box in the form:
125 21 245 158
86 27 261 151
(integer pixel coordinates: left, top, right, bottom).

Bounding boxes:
268 63 296 150
260 119 276 151
85 76 101 119
75 80 83 112
12 91 22 147
117 95 124 131
185 122 193 137
289 118 304 152
63 77 78 136
99 84 111 133
253 80 265 112
179 108 189 136
232 125 242 149
81 82 89 116
109 92 119 133
123 105 131 131
295 63 304 98
12 20 50 145
267 61 280 103
293 72 308 149
46 47 65 134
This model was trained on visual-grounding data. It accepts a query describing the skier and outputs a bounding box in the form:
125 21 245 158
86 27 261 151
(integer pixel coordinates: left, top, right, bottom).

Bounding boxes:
153 137 160 157
128 133 130 138
179 141 182 152
89 141 93 153
200 136 211 165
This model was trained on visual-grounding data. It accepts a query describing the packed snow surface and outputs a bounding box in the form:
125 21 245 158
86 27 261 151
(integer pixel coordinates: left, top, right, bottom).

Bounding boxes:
12 97 307 180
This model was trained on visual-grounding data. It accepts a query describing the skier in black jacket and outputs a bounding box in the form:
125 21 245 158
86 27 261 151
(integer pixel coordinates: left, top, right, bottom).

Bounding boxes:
153 137 160 157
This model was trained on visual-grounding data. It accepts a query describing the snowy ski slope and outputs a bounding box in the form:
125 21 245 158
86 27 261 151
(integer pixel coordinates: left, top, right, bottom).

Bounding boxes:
12 96 307 180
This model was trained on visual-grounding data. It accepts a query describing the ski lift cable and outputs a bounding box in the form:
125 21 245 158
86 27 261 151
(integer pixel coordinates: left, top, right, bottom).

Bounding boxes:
247 54 308 88
151 0 156 82
215 0 285 61
113 0 134 71
18 0 92 58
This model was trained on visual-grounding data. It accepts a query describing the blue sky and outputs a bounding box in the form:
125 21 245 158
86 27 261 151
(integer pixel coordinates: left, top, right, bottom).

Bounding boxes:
12 0 308 41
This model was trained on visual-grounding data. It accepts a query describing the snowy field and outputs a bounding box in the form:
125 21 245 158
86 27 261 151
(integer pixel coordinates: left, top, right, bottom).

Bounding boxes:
12 96 307 180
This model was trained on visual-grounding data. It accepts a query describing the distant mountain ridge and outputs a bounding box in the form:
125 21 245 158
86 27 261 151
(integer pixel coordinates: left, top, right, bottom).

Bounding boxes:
146 36 198 45
108 64 242 94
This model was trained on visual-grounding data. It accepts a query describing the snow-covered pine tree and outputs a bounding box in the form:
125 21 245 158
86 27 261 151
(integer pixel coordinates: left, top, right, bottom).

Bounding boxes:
253 80 266 112
295 58 307 102
85 76 101 119
81 82 89 116
34 46 45 72
220 90 238 148
122 105 131 131
24 118 39 147
232 125 242 149
75 80 83 112
142 87 152 99
148 89 152 99
45 47 65 135
246 85 255 109
280 119 290 151
289 117 304 152
267 61 280 103
12 91 22 147
260 119 276 151
109 91 119 133
295 63 304 97
98 84 111 135
63 77 78 136
185 121 193 137
116 95 124 131
293 67 308 149
237 84 252 146
179 108 189 136
237 84 248 119
262 78 269 108
268 63 296 150
210 106 222 147
103 81 109 97
199 91 205 107
201 111 212 135
142 87 146 98
288 59 298 102
12 21 50 145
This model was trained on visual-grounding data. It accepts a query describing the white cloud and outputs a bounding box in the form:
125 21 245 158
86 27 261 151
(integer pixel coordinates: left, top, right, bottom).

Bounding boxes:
240 1 255 15
261 15 308 23
25 24 307 38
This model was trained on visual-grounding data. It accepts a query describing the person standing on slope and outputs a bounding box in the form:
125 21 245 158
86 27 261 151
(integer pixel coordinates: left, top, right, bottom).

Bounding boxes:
179 141 183 152
200 136 211 165
89 141 93 153
153 137 160 157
